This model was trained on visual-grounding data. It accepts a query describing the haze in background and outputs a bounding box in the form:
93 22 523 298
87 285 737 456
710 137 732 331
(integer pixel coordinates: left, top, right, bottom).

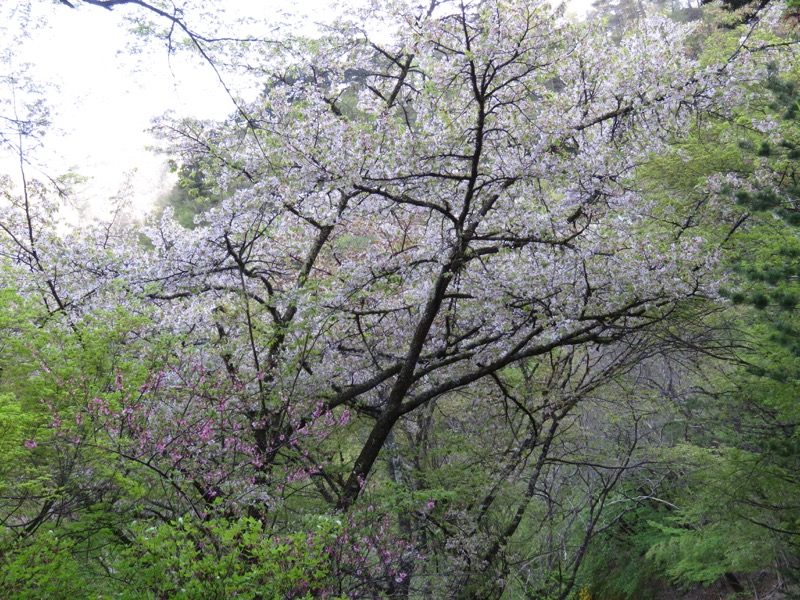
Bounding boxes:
1 0 592 221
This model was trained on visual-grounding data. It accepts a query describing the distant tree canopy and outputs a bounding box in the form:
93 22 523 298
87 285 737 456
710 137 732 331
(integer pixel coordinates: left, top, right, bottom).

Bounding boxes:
155 161 219 229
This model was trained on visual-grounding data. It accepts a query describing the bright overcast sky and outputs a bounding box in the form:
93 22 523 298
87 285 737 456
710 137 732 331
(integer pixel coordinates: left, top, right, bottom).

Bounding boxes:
1 0 299 218
1 0 591 220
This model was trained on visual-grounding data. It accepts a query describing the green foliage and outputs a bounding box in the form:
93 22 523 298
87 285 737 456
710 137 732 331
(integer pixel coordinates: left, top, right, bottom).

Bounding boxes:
641 444 784 586
579 504 667 598
646 518 773 586
0 528 105 600
113 516 347 599
721 64 800 318
720 220 800 355
0 516 350 599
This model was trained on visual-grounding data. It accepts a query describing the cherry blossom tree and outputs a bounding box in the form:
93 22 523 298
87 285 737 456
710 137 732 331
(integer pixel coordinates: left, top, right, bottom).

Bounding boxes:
137 0 742 509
